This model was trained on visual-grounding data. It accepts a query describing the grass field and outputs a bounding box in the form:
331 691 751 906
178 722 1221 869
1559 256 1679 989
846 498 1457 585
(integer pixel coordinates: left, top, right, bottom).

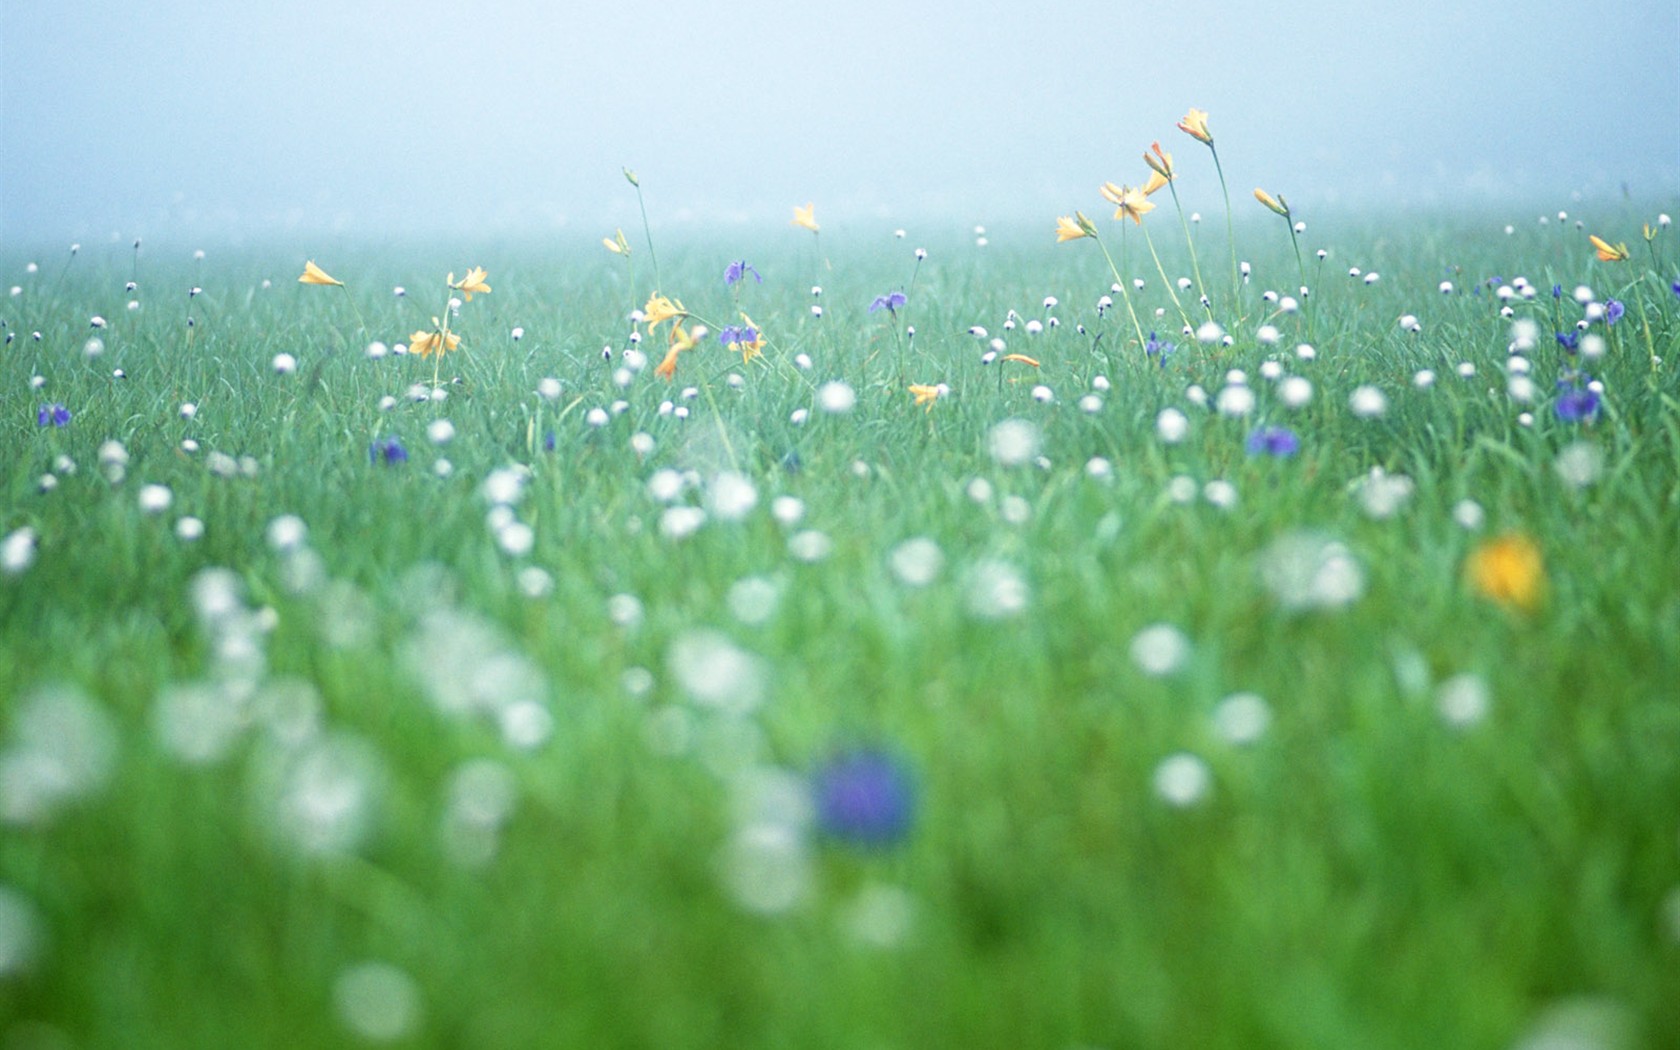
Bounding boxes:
2 197 1678 1048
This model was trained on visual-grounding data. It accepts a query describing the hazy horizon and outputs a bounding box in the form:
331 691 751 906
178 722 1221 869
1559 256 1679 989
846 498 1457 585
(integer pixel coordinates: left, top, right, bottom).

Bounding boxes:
4 1 1676 251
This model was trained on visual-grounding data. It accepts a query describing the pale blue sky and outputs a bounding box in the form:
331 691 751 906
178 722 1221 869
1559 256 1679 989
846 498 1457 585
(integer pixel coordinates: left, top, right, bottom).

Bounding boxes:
2 0 1676 245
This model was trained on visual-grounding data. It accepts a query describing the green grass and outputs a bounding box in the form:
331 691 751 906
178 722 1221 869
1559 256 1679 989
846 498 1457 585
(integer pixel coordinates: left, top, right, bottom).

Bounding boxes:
1 209 1678 1049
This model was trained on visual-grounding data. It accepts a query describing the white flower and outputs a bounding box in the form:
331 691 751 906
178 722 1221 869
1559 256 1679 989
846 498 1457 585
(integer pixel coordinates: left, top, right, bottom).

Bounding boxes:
817 381 855 414
1153 753 1211 807
1 528 38 575
137 484 172 514
427 419 456 444
1349 386 1388 419
272 353 297 375
1215 384 1255 417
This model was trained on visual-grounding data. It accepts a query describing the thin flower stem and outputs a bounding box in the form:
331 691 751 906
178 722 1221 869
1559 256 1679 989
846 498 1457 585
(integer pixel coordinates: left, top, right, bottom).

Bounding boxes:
634 183 662 292
1210 145 1240 311
1167 182 1213 320
339 284 368 341
1142 224 1193 333
1092 233 1148 352
1286 221 1315 341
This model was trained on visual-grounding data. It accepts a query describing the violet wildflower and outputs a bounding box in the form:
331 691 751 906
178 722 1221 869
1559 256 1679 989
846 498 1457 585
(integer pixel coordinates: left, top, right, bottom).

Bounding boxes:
36 403 70 427
1671 279 1680 298
1604 299 1624 326
718 325 758 347
1555 331 1579 353
1554 388 1600 424
369 437 408 465
724 260 762 287
1144 332 1176 366
812 747 916 847
1245 425 1300 457
869 291 907 314
1551 283 1563 300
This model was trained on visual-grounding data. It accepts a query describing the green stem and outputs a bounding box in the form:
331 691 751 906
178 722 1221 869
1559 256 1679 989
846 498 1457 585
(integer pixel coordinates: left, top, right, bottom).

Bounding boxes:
635 184 662 292
1167 182 1213 320
1142 223 1193 333
1209 144 1240 313
1093 234 1147 353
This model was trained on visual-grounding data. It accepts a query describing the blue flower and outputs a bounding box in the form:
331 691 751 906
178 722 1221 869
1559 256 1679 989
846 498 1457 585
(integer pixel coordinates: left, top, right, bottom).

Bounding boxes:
1551 283 1564 300
369 437 407 464
1144 331 1176 365
812 747 915 847
36 403 70 427
1245 425 1300 457
869 291 907 314
717 325 758 347
1556 331 1580 353
724 260 762 286
1554 388 1600 423
1672 279 1680 299
1604 299 1624 326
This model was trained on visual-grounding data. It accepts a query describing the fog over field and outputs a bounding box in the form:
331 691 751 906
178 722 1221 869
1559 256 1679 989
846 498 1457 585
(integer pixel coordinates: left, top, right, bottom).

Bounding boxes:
3 0 1676 245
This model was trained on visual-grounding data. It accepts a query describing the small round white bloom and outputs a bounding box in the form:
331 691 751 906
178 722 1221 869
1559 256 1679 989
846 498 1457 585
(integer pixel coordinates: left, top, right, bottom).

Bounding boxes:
1153 752 1211 807
1156 408 1189 443
365 341 388 359
1507 356 1531 376
1185 384 1208 407
1580 334 1606 360
1078 394 1102 414
1399 314 1420 333
537 377 561 401
510 326 524 341
1457 362 1477 378
1031 385 1053 403
585 407 610 427
175 516 205 541
1413 369 1436 388
793 353 813 371
272 352 297 374
1195 321 1224 344
1259 361 1284 381
1439 281 1454 294
427 419 455 444
1349 385 1388 418
817 381 855 414
1507 376 1536 403
1573 285 1594 305
1295 343 1316 361
1452 499 1484 530
267 514 308 552
138 484 172 514
1216 384 1255 417
1203 480 1238 510
1279 296 1299 314
84 337 105 358
1363 272 1380 285
1256 324 1280 345
1279 376 1313 408
180 402 197 419
1091 375 1110 392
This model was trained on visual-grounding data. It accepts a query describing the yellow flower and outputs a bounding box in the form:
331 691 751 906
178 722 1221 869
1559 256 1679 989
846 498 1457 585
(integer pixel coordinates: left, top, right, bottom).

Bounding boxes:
1142 170 1171 197
603 229 632 255
1055 214 1092 242
1001 353 1040 367
1643 223 1658 242
791 202 820 232
642 293 686 331
1466 532 1545 613
1254 188 1290 217
1177 108 1212 144
408 319 461 359
298 260 343 287
1100 182 1155 225
908 383 942 410
450 267 491 301
654 322 698 381
1143 141 1175 180
1589 235 1630 262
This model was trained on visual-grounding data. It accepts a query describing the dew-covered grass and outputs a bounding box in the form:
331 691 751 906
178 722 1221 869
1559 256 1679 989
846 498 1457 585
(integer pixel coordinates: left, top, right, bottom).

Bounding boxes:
1 207 1678 1049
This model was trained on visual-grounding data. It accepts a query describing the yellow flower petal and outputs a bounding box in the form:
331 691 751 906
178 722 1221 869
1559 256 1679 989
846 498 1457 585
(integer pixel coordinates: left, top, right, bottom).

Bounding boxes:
791 203 819 232
1177 108 1212 144
1254 188 1290 217
454 266 491 301
1466 533 1545 613
298 260 343 287
1588 234 1629 262
1055 215 1090 242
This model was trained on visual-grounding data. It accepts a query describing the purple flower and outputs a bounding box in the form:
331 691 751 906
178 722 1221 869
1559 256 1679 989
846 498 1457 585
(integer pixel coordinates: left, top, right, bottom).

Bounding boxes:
1551 284 1564 300
1671 279 1680 299
812 747 915 847
1144 331 1176 365
369 437 407 464
36 403 70 427
869 291 907 314
1245 425 1300 457
1555 331 1579 353
1604 299 1624 326
723 260 762 287
1554 388 1600 423
718 325 757 348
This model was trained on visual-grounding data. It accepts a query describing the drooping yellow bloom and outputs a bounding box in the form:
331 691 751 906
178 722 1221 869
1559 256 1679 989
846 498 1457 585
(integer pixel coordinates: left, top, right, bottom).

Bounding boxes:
1055 214 1093 242
642 293 686 331
1001 354 1040 367
603 229 632 255
409 318 461 359
450 267 492 301
1589 235 1630 262
654 323 698 381
791 203 819 232
1466 532 1545 613
1143 142 1175 180
1142 170 1171 197
298 260 343 287
1101 182 1155 225
1254 188 1290 217
1643 223 1658 242
1177 108 1212 144
908 383 942 410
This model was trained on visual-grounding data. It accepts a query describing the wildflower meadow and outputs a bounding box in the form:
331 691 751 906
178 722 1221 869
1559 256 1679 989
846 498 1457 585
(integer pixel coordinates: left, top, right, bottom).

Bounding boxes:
2 112 1679 1049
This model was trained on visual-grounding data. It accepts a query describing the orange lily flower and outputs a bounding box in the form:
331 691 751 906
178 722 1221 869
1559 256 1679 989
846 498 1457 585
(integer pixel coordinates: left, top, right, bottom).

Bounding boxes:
298 260 343 287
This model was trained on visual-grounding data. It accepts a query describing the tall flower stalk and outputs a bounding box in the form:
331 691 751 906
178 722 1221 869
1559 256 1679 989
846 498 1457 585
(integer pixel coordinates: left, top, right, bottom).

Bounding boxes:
1255 189 1313 340
1056 212 1147 353
625 168 662 292
1147 143 1214 321
1178 109 1241 311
